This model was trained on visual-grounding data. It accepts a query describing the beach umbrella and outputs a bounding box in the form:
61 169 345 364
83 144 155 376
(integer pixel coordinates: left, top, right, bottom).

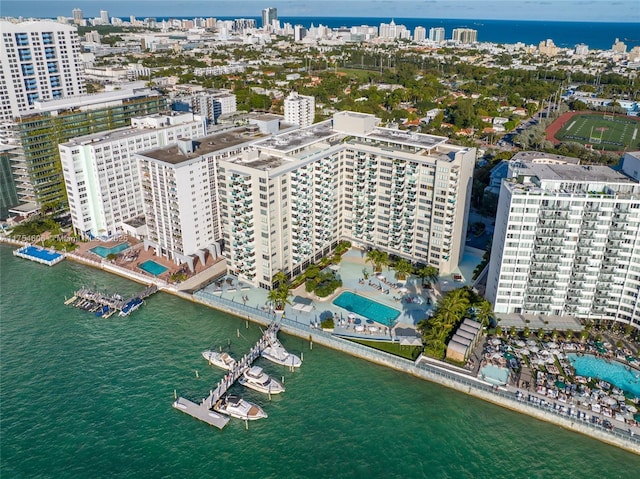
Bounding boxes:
526 340 537 347
547 342 559 349
529 345 540 353
515 340 526 348
348 313 355 320
491 338 502 345
520 349 530 355
547 356 556 364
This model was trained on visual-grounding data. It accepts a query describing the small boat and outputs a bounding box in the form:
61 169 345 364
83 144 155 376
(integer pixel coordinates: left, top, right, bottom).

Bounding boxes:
202 350 237 370
261 338 302 368
238 366 285 394
214 394 267 420
119 297 143 316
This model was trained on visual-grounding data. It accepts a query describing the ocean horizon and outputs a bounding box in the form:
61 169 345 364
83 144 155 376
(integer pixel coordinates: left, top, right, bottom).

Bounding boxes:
2 1 639 50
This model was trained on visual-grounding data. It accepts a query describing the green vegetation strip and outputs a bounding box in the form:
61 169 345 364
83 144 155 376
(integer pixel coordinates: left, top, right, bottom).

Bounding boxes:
347 338 422 360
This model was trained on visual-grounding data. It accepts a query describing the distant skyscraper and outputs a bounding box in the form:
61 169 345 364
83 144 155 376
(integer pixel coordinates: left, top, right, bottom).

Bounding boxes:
452 28 477 44
100 10 109 25
612 38 627 53
262 7 277 29
429 27 445 43
294 25 307 42
72 8 83 25
414 26 426 42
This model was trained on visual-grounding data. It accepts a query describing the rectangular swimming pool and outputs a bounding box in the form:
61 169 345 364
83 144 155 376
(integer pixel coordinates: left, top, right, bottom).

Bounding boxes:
332 291 400 326
90 242 130 258
139 259 168 276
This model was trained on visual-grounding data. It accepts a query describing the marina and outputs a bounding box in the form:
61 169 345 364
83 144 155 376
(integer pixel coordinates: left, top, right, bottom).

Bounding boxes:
65 284 158 317
173 321 298 428
13 245 65 266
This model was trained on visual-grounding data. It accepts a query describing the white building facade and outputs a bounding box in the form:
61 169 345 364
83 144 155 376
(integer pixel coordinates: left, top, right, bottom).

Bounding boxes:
486 155 640 330
283 92 315 127
220 112 474 288
0 20 86 123
59 113 205 239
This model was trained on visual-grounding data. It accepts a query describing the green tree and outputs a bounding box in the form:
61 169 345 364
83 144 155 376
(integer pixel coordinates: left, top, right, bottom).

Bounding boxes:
365 249 389 273
393 259 413 281
416 265 439 288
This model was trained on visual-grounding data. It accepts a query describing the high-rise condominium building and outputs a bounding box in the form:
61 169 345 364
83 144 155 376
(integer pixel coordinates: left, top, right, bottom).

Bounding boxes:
72 8 83 25
59 112 206 239
414 26 426 42
429 27 445 43
1 85 166 211
0 20 86 123
135 127 265 270
220 111 474 288
379 20 410 40
100 10 110 25
486 152 640 330
452 28 478 44
262 8 278 29
283 92 315 127
132 112 474 287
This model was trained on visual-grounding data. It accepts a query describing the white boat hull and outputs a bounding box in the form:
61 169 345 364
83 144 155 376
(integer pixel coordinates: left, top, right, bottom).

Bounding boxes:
262 346 302 368
238 376 285 394
214 396 267 420
202 350 236 371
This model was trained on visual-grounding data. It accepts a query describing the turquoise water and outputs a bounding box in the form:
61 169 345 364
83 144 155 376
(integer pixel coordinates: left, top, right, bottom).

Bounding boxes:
18 245 63 262
480 365 510 386
333 291 400 326
139 259 168 276
568 354 640 397
90 242 130 258
1 245 639 478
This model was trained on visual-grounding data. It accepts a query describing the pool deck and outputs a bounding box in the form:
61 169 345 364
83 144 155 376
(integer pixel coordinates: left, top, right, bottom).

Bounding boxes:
13 245 65 266
197 247 484 343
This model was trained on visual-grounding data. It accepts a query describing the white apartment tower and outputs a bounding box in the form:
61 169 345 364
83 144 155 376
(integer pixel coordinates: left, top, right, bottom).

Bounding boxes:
414 26 426 42
429 27 445 43
486 153 640 330
59 113 205 239
262 8 278 29
190 90 237 125
0 20 86 123
452 28 478 44
100 10 110 25
135 127 265 270
284 92 315 128
220 112 474 288
72 8 83 25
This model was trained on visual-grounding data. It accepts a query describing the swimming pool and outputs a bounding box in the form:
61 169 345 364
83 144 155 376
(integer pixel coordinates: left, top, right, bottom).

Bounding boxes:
139 259 168 276
19 245 62 262
90 242 130 258
568 354 640 398
480 364 510 386
332 291 400 326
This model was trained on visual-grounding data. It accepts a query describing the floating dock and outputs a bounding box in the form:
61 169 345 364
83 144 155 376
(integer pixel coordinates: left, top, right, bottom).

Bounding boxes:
173 321 281 429
66 284 158 317
14 245 65 266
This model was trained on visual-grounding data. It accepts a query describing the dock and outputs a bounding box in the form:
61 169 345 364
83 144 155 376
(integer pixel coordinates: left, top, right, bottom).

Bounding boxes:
173 321 280 429
66 284 158 317
13 245 65 266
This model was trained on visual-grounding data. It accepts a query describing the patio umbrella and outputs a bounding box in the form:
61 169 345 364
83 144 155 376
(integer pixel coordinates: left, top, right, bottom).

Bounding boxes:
547 342 559 349
377 274 385 280
627 405 638 413
529 345 540 353
348 313 355 320
515 340 526 348
491 338 502 345
527 340 537 347
520 348 530 355
398 287 408 293
546 356 556 364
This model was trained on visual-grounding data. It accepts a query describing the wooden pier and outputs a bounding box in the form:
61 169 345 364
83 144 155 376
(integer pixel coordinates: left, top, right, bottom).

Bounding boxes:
66 284 158 316
173 321 280 429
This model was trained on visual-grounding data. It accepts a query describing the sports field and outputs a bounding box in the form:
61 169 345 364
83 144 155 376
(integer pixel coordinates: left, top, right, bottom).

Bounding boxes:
552 113 640 151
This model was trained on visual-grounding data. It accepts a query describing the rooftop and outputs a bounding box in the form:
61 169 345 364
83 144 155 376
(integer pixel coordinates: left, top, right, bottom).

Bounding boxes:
255 120 338 153
138 127 265 165
517 162 635 184
368 127 449 151
511 151 581 165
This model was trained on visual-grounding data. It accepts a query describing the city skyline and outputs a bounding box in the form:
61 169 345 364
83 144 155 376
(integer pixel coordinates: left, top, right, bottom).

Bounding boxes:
2 0 640 23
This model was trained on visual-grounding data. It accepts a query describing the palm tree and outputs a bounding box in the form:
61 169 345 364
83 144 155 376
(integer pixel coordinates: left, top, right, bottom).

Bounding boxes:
393 258 413 282
474 299 494 327
270 271 292 311
416 265 439 288
365 249 389 273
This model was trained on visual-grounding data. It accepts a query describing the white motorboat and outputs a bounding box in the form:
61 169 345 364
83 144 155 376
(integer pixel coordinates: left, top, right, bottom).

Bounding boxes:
261 338 302 368
238 366 285 394
202 350 237 371
214 394 267 420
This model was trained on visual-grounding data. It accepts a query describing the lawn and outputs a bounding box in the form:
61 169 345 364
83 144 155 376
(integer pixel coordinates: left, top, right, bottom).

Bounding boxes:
553 114 640 151
337 67 380 81
348 338 422 360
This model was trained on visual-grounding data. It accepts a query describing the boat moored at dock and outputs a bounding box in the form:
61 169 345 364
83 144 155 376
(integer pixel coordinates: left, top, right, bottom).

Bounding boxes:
262 337 302 368
214 394 267 420
202 350 237 370
238 366 285 394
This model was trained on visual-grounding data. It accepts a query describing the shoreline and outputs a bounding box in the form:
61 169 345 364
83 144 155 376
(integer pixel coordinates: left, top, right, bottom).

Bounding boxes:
2 237 639 455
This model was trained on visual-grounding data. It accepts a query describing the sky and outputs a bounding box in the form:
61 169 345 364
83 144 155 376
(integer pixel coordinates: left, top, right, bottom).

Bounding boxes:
2 0 639 22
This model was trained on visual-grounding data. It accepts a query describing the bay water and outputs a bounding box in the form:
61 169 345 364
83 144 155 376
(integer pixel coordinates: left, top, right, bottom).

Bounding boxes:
1 245 639 478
